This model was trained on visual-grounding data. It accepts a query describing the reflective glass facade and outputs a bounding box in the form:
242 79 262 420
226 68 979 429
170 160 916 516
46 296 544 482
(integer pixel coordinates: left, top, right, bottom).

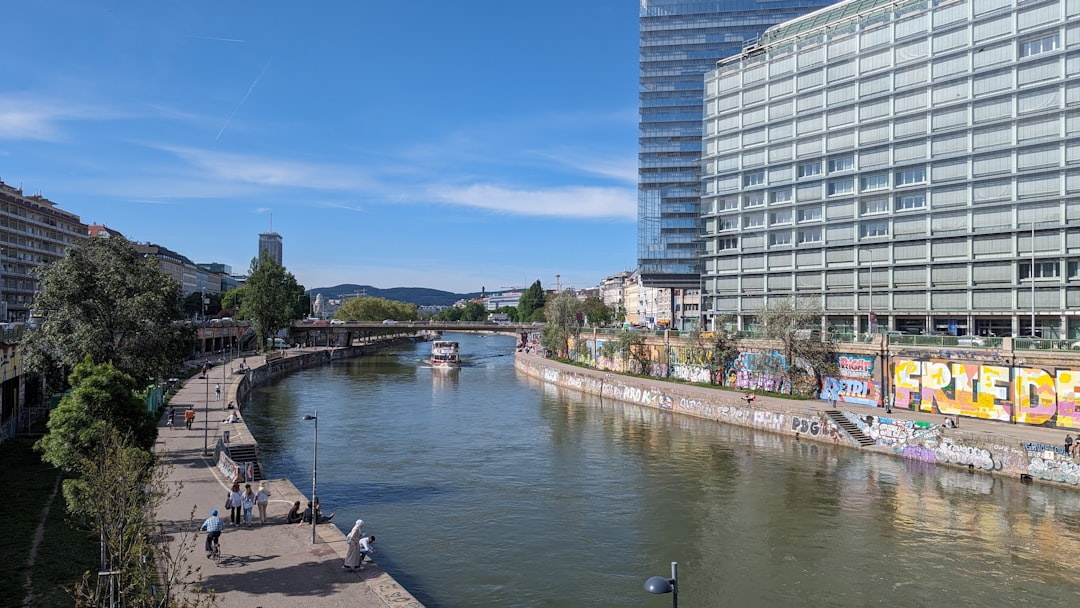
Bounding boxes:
700 0 1080 338
637 0 836 288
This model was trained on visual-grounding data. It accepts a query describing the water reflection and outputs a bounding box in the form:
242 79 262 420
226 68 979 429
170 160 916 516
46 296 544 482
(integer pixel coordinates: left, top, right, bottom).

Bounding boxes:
244 333 1080 607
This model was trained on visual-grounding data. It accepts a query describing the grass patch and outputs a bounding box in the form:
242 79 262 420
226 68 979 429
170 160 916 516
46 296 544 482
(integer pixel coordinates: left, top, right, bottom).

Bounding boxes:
0 437 99 608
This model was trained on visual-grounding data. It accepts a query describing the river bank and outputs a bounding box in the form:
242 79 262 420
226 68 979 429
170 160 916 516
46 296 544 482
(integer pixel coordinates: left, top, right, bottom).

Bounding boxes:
515 351 1080 489
157 343 423 608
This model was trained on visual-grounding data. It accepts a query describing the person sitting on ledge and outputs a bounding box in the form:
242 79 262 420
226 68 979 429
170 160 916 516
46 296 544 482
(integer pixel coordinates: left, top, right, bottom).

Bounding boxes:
286 501 303 524
222 412 240 424
299 500 335 525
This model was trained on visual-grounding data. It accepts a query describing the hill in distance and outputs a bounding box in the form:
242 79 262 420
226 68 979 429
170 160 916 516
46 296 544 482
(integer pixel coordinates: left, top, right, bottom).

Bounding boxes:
308 284 482 308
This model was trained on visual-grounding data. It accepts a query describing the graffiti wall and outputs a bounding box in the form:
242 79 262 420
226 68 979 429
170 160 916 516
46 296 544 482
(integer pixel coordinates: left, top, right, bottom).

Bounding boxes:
818 354 882 407
892 357 1080 428
725 349 792 394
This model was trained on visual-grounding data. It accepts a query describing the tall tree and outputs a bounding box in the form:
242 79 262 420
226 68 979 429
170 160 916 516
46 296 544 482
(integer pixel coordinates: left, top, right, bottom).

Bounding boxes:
517 280 546 321
579 296 614 327
36 356 157 483
239 254 304 351
539 291 582 359
753 297 838 396
22 236 193 390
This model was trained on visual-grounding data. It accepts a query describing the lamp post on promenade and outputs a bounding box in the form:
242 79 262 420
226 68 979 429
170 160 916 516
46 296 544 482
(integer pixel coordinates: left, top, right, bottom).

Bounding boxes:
303 411 318 544
202 362 210 455
643 561 678 608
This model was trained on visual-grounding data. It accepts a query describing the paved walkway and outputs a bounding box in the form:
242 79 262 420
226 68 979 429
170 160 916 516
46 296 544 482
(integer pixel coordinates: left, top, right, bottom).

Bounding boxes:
155 350 422 608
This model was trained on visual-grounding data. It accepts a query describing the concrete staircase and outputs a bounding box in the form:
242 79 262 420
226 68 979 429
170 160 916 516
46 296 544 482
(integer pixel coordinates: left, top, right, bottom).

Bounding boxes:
826 410 876 447
225 443 265 481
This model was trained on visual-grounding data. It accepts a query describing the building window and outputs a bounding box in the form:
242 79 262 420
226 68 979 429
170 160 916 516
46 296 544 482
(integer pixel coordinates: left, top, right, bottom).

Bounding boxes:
744 172 765 187
744 192 765 208
860 221 889 238
718 237 739 251
797 162 822 178
1020 261 1059 279
895 168 927 185
1020 34 1059 58
828 156 854 173
861 174 889 192
895 193 926 210
828 179 854 196
720 218 738 231
769 232 792 246
797 207 822 222
797 228 822 244
770 210 793 225
744 214 765 228
770 189 792 204
862 198 889 215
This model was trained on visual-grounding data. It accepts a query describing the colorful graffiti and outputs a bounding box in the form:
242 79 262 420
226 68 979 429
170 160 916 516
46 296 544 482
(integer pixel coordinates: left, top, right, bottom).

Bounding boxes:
726 350 791 393
819 354 881 407
892 358 1080 428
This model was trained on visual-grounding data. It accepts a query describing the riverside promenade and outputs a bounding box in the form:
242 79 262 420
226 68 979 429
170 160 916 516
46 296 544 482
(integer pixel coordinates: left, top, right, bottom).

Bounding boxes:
155 348 422 608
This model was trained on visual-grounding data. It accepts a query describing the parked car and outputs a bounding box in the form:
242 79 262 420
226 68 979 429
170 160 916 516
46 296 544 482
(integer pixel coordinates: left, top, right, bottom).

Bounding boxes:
382 319 398 324
957 336 985 347
330 319 346 325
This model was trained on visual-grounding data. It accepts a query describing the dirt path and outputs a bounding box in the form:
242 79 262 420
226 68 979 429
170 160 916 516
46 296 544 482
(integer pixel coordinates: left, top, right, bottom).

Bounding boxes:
21 472 62 608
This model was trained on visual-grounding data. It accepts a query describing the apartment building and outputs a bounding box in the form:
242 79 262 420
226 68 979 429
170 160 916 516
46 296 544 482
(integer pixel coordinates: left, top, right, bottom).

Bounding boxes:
0 181 87 321
700 0 1080 338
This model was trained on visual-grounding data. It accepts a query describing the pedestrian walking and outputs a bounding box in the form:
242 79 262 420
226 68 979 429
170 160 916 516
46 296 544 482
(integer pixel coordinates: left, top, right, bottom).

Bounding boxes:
184 407 196 430
342 519 366 570
226 482 243 526
1067 434 1074 456
215 383 222 401
167 406 175 429
255 482 272 524
241 484 256 527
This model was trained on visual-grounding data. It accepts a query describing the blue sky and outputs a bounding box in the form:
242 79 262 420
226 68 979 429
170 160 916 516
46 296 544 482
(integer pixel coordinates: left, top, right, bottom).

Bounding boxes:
1 1 639 294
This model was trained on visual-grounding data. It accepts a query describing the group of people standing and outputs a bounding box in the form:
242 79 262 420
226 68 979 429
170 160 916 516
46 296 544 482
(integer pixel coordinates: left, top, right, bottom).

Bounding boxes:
225 481 272 526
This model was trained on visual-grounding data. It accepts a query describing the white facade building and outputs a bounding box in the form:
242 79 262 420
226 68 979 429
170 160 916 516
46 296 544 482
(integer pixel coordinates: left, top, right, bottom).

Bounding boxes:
700 0 1080 339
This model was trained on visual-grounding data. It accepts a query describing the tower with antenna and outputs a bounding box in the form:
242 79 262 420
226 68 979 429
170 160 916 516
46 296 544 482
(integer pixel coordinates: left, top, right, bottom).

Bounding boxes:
257 212 283 267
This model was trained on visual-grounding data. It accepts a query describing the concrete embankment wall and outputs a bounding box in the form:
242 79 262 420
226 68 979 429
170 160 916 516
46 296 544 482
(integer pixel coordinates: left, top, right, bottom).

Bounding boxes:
515 352 1080 489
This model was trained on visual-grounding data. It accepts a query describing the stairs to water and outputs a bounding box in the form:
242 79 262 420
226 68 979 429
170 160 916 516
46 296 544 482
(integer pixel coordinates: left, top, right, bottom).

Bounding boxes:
825 410 877 447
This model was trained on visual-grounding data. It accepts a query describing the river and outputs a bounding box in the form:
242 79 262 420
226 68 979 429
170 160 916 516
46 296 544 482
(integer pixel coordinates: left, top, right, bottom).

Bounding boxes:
243 332 1080 607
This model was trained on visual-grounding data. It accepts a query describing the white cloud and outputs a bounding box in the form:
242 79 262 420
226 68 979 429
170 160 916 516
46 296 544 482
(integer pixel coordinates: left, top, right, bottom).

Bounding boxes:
0 94 121 141
427 183 635 219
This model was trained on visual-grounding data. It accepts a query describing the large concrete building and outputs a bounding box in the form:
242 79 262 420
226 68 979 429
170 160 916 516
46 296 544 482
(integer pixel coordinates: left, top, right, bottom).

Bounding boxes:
637 0 836 290
700 0 1080 339
258 231 283 266
0 181 87 321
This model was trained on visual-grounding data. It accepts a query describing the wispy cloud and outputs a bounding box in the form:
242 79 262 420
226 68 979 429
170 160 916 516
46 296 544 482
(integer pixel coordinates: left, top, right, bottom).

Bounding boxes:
189 35 247 43
0 94 117 141
428 183 635 219
156 145 379 191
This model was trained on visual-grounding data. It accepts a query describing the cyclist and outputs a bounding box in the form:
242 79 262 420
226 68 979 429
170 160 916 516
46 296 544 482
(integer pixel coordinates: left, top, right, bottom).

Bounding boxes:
200 509 224 557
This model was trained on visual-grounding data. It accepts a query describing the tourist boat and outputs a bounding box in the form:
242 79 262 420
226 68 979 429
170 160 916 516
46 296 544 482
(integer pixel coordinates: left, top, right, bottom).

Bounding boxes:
430 340 461 368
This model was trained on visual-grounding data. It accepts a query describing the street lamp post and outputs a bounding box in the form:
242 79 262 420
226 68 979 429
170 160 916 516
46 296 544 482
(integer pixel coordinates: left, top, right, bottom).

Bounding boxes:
644 561 678 608
303 411 318 544
202 363 210 455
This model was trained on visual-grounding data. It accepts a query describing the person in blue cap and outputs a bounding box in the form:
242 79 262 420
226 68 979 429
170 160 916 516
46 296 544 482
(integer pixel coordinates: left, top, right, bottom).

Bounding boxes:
200 509 224 556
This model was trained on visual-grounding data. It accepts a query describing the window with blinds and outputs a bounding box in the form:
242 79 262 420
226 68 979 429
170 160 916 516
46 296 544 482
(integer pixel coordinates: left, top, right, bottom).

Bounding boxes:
826 248 854 264
742 276 764 292
973 71 1012 96
895 242 927 260
797 184 821 202
860 124 891 145
769 76 794 99
769 252 793 269
770 56 795 77
931 291 967 309
797 93 823 114
932 160 968 181
1017 145 1060 169
929 186 963 207
769 166 792 183
1018 174 1059 197
861 51 891 74
933 82 969 105
932 264 968 285
827 60 856 82
744 149 765 167
743 254 765 269
971 290 1010 310
769 144 793 163
895 90 928 113
799 46 824 68
828 130 855 151
933 134 968 155
974 125 1011 149
798 69 823 90
973 208 1011 230
934 55 969 79
895 216 927 235
860 99 890 121
796 272 822 289
895 66 929 89
932 238 969 259
828 35 857 60
933 108 967 130
896 14 929 39
973 262 1011 284
972 181 1011 204
743 86 766 105
973 153 1012 176
1018 4 1062 33
895 116 927 138
827 84 857 105
895 39 929 65
828 108 856 128
827 201 855 220
769 122 793 141
932 211 969 233
1018 89 1060 114
974 15 1011 43
973 235 1009 257
1018 59 1061 86
894 267 927 286
895 142 927 162
767 275 792 291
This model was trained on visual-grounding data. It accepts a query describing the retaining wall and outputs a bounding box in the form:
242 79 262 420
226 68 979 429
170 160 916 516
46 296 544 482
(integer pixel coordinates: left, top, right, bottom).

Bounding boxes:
515 353 1080 488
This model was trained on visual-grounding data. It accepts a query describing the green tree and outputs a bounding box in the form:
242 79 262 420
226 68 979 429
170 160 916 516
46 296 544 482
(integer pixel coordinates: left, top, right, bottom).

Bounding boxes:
22 236 193 391
579 296 614 327
517 280 546 321
688 316 740 385
753 297 838 396
36 356 157 483
239 254 305 351
335 296 417 321
460 301 486 322
221 286 247 315
539 291 581 359
69 425 216 608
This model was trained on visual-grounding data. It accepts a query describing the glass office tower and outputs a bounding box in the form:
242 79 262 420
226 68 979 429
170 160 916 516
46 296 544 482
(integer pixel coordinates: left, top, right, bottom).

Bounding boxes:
700 0 1080 339
638 0 836 289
